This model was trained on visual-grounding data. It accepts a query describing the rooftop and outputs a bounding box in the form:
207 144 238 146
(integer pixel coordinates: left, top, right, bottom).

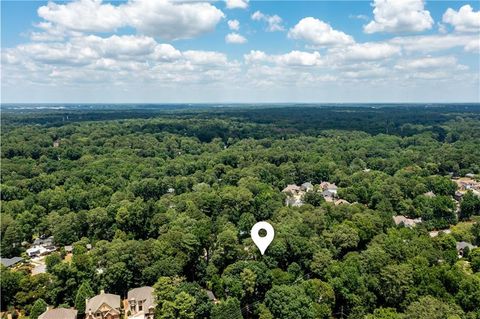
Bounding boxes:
39 308 77 319
128 286 155 310
0 256 23 267
86 291 121 313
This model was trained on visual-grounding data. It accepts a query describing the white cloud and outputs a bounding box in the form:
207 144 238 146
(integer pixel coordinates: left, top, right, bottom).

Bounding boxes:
443 5 480 33
124 1 224 40
182 50 228 66
228 19 240 31
3 0 479 103
80 35 157 58
150 44 182 62
244 50 322 66
1 34 239 89
464 39 480 53
329 42 401 61
276 50 323 66
37 0 124 32
225 33 247 44
243 50 268 64
251 11 284 32
364 0 434 33
225 0 248 9
389 34 479 52
288 17 354 47
37 0 225 41
395 56 459 70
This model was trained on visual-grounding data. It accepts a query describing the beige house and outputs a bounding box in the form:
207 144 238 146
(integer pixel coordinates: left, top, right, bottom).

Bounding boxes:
282 184 302 195
126 287 155 319
85 290 121 319
393 215 422 227
39 308 77 319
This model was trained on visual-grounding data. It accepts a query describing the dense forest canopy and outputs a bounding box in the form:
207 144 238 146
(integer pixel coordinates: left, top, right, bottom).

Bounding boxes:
1 104 480 319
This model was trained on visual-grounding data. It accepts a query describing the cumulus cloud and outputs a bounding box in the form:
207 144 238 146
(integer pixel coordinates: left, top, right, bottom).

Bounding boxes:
225 33 247 44
225 0 248 9
36 0 225 41
3 0 479 102
1 34 240 88
389 34 479 52
244 50 322 66
251 11 284 32
464 39 480 53
364 0 434 33
37 0 124 32
395 56 460 70
443 5 480 33
228 19 240 31
288 17 354 47
329 42 401 61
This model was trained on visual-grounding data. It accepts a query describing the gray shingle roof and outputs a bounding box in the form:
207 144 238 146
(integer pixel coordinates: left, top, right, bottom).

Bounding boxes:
1 257 23 267
86 292 121 313
456 241 477 251
39 308 77 319
128 286 155 310
206 290 217 301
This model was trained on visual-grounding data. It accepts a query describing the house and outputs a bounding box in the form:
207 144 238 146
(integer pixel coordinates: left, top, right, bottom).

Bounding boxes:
206 290 219 305
28 236 57 258
27 245 57 258
285 197 304 207
39 308 77 319
300 182 314 192
126 286 155 319
33 236 54 246
465 173 475 178
53 140 61 148
456 241 477 258
27 246 47 257
320 182 338 195
85 290 121 319
322 190 335 202
283 184 305 207
429 229 452 238
393 215 422 228
454 177 480 192
1 257 23 268
282 184 301 195
334 199 350 206
65 246 73 254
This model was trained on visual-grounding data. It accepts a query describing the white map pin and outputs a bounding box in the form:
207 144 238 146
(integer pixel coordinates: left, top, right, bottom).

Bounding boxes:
251 221 275 255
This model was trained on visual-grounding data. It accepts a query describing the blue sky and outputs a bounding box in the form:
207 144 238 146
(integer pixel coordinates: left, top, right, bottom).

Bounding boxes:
1 0 479 103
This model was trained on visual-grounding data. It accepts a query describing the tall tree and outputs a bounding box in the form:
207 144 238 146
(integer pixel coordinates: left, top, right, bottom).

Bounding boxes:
30 298 47 319
75 281 94 315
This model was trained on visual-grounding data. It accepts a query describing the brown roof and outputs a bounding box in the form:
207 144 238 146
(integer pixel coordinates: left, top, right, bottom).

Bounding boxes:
39 308 77 319
282 184 301 193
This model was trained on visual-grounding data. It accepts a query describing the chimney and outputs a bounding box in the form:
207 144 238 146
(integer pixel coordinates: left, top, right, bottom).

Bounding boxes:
100 289 105 294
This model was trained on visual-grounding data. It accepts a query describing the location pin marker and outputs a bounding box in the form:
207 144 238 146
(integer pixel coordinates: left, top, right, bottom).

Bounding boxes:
251 221 275 255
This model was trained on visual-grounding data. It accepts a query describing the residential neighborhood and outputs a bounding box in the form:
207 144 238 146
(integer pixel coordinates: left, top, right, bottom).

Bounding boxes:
282 181 344 206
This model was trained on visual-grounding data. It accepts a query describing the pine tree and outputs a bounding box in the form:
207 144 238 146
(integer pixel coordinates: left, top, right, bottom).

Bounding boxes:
75 281 94 315
30 298 47 319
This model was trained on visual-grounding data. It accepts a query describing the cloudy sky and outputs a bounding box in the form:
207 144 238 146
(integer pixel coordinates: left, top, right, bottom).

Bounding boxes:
1 0 479 103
